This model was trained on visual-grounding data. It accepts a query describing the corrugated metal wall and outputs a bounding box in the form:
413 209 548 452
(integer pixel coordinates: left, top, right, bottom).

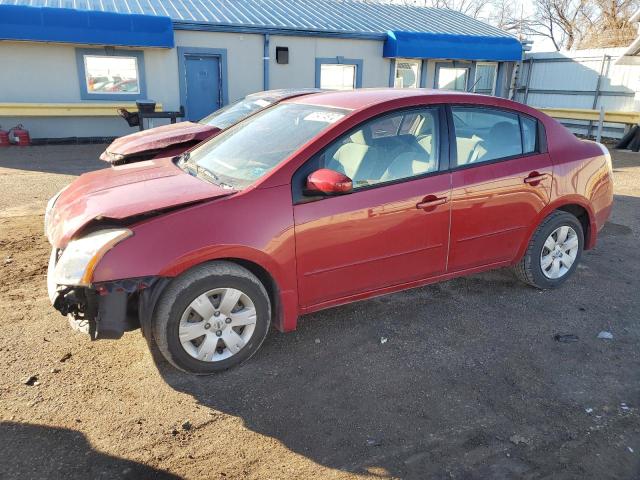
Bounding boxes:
513 48 640 139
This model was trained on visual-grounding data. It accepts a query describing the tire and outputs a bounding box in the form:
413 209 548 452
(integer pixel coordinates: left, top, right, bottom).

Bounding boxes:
513 211 584 289
152 261 270 374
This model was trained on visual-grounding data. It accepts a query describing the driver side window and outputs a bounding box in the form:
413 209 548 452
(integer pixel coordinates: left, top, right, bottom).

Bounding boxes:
317 108 440 189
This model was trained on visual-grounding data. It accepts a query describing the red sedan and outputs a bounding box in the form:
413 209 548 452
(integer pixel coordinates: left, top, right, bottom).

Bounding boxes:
45 89 613 374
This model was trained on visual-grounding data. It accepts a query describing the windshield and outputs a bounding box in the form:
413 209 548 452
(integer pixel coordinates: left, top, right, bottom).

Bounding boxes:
199 97 275 129
186 103 347 189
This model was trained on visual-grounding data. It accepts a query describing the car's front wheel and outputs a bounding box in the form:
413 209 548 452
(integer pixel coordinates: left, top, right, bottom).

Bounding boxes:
152 261 271 374
514 211 584 289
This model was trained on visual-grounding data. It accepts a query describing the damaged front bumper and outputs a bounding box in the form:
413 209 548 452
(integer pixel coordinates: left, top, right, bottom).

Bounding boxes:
47 248 168 340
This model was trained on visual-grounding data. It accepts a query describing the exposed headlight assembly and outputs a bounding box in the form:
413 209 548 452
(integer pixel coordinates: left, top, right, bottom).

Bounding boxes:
54 229 132 286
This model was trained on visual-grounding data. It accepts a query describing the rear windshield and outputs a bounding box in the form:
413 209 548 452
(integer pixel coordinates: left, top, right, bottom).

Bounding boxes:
187 103 347 189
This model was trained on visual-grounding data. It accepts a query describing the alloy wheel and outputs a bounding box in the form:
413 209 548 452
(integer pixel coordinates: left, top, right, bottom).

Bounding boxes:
178 288 257 362
540 226 579 279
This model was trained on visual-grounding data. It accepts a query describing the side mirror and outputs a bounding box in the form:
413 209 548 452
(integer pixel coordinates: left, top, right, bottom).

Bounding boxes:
305 169 353 196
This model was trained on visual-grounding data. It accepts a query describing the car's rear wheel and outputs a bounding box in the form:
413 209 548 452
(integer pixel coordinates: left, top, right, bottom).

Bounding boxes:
152 261 270 374
513 211 584 289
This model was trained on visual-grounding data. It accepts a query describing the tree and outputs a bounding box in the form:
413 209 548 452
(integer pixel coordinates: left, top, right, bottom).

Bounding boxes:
400 0 493 19
522 0 592 50
579 0 639 48
489 0 639 50
397 0 640 50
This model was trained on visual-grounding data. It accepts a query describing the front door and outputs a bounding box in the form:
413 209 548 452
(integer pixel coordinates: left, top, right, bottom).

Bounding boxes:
447 106 553 271
184 54 221 121
293 107 451 308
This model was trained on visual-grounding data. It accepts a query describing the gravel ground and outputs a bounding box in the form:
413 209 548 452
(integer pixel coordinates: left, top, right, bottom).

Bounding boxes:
0 144 638 480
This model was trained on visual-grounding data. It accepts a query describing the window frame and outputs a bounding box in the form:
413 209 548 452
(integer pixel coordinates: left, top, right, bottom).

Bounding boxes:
315 56 363 90
393 58 422 89
75 48 146 101
446 104 547 171
292 105 449 205
434 61 472 92
473 62 498 95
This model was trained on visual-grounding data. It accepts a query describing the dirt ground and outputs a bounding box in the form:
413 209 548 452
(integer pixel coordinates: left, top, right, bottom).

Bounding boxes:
0 144 638 480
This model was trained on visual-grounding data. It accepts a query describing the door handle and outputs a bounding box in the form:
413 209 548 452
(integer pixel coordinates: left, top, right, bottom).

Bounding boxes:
524 173 549 185
416 196 448 210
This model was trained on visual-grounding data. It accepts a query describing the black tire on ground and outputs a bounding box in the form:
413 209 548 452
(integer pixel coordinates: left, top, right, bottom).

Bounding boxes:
152 261 271 374
513 211 584 289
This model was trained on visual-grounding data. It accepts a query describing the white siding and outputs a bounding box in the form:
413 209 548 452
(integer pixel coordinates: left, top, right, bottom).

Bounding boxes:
515 48 640 138
268 35 390 89
0 41 179 138
174 30 264 102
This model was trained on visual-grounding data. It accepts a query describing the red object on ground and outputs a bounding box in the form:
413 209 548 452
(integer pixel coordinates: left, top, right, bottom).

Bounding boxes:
10 125 30 146
0 127 10 147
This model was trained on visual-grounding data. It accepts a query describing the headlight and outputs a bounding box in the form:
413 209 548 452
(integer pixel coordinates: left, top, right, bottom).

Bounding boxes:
54 229 132 286
44 185 68 237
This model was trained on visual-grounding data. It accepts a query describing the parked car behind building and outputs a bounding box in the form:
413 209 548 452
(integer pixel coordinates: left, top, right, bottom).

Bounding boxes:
100 89 322 165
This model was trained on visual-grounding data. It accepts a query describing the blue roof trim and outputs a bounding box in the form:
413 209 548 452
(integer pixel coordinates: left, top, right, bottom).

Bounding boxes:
0 4 174 48
383 31 522 62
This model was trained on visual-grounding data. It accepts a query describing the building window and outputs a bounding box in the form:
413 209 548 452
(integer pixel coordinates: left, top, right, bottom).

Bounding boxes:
474 63 498 95
321 64 356 90
394 59 421 88
315 57 363 90
436 67 469 91
76 48 146 101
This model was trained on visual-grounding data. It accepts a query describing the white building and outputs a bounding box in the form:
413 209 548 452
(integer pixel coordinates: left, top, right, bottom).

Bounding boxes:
0 0 522 140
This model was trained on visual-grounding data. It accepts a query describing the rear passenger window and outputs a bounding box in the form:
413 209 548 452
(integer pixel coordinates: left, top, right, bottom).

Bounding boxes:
316 108 440 189
521 116 537 154
452 107 523 166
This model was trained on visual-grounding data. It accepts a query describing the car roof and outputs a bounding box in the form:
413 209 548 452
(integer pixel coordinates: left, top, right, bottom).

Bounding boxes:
246 88 324 102
284 88 516 111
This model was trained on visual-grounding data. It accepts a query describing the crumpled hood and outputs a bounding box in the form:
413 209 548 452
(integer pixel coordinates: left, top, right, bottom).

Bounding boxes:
47 158 233 248
100 122 220 161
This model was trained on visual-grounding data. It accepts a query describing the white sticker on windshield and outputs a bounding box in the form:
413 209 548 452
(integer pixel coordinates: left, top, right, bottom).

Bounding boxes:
304 111 345 123
254 99 271 107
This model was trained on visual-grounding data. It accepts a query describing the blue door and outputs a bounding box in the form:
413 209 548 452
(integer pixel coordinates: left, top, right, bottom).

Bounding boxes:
184 54 221 121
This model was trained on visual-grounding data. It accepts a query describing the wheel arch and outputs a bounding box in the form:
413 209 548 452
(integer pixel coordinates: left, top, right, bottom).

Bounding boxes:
515 196 596 262
158 248 296 333
219 257 284 332
555 203 591 248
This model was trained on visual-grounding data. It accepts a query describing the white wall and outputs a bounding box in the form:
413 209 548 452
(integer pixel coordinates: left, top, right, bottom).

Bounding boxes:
268 35 391 89
0 41 179 138
0 34 516 139
174 30 264 102
515 48 640 138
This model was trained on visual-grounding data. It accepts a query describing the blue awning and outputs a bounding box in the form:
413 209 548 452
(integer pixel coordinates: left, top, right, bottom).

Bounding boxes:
0 4 174 48
383 31 522 62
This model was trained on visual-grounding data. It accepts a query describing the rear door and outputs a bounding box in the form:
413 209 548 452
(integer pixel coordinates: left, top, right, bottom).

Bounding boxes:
293 107 452 308
447 106 553 272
